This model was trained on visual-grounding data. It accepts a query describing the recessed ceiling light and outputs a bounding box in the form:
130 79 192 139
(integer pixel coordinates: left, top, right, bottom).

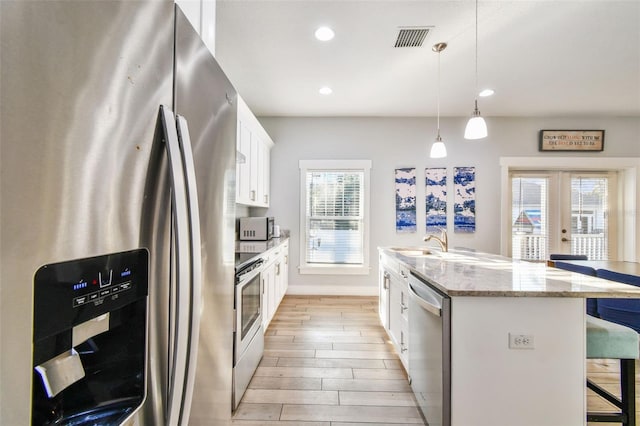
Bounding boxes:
319 86 333 95
315 26 335 41
479 89 495 97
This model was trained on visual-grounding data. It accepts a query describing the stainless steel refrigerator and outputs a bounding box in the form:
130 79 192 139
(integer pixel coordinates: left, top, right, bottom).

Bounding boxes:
0 2 236 425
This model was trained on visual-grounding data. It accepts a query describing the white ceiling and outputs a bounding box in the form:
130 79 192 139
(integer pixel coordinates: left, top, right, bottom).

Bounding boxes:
215 1 640 118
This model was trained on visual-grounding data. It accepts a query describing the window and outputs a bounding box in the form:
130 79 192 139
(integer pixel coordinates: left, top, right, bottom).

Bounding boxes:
299 160 371 274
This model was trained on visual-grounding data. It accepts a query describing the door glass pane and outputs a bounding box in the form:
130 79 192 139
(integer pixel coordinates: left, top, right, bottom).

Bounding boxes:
570 177 609 260
511 177 549 261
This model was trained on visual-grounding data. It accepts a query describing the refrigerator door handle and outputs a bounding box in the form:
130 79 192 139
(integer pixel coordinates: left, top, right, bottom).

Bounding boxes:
159 105 191 426
175 114 203 425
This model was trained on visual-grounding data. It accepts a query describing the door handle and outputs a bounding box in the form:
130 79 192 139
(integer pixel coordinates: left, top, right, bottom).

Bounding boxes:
159 105 191 426
561 237 569 242
176 114 203 425
407 282 442 317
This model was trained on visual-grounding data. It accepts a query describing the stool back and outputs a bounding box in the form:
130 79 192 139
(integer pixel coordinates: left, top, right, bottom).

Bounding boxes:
553 261 597 316
596 269 640 333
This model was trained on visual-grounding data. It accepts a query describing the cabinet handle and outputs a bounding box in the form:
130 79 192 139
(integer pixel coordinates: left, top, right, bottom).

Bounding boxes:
383 272 390 290
400 331 408 353
250 190 256 201
400 303 408 313
400 270 407 279
264 194 269 204
285 255 288 265
276 263 280 275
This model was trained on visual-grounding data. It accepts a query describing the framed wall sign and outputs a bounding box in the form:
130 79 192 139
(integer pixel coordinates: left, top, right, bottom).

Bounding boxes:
539 130 604 152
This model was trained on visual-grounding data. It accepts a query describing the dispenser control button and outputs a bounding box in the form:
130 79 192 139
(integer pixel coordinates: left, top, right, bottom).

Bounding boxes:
73 296 88 307
120 282 132 291
99 270 113 288
99 289 111 297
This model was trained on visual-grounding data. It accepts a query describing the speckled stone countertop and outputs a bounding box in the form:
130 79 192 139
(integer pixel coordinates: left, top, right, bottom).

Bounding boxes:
379 247 640 298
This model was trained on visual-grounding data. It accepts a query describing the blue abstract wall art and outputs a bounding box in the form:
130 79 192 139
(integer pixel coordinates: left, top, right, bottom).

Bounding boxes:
395 168 417 233
425 168 447 232
454 166 476 233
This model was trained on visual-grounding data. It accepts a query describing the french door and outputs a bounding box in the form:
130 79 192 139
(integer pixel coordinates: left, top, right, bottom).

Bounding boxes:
510 171 617 261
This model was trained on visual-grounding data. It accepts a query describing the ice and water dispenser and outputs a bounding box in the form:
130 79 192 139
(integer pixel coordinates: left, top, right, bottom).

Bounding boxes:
32 249 148 425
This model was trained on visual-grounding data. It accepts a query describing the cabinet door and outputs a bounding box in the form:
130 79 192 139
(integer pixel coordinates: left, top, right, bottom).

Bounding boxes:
258 138 271 207
262 262 275 330
389 274 409 367
282 243 289 296
249 132 259 204
274 260 282 307
388 278 402 347
236 118 252 204
379 265 390 330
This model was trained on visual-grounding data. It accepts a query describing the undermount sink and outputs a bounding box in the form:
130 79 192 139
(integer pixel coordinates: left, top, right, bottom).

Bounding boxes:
389 247 432 257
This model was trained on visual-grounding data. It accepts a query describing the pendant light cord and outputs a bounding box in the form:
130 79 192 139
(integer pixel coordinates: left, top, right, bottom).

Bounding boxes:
437 49 441 137
474 0 479 103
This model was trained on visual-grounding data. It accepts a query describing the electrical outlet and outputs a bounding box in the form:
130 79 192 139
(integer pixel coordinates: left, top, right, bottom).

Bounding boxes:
509 333 535 349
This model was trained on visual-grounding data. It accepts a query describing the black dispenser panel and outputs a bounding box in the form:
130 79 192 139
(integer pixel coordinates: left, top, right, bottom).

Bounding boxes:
32 249 148 426
33 249 148 345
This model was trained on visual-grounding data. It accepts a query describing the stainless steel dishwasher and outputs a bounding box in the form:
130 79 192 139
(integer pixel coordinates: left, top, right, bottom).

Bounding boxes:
408 272 451 426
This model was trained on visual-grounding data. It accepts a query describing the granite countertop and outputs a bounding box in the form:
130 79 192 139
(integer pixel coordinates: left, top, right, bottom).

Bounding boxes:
379 247 640 298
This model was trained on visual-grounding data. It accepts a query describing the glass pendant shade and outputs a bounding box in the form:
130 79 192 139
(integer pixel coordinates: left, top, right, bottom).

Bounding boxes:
464 115 487 140
430 136 447 158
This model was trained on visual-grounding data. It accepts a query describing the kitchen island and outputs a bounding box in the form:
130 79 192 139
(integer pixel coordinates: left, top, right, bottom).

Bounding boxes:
378 247 640 426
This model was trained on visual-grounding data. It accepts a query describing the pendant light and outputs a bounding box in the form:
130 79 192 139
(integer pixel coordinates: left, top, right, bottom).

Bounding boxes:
430 42 447 159
464 0 488 140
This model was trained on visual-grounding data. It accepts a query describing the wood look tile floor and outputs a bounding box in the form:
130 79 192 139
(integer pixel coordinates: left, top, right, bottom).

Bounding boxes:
232 295 425 425
231 295 640 425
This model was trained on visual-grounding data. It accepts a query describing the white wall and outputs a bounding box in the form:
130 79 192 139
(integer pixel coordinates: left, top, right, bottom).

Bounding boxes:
260 116 640 295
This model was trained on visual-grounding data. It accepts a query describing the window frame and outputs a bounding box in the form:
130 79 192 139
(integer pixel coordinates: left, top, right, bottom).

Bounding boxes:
299 159 372 275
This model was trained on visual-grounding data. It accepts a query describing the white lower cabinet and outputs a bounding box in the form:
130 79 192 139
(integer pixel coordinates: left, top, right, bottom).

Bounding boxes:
378 259 390 330
379 253 409 370
261 241 289 331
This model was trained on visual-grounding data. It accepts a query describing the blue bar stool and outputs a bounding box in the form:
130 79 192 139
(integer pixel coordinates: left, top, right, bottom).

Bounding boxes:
586 315 639 425
552 257 598 317
550 254 588 261
596 269 640 334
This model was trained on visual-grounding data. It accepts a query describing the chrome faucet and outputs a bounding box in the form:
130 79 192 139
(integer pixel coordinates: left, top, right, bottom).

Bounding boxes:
424 228 448 252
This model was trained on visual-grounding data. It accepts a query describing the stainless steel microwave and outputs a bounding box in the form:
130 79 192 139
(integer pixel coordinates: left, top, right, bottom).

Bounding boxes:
239 217 274 241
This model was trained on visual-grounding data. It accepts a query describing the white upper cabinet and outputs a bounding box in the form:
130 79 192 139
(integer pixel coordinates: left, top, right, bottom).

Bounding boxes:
236 96 273 207
175 0 216 56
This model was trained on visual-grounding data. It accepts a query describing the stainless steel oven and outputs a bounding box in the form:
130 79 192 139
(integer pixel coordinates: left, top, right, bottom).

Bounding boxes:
232 258 264 410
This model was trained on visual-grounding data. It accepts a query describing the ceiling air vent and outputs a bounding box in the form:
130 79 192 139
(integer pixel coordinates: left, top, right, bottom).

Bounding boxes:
394 27 431 48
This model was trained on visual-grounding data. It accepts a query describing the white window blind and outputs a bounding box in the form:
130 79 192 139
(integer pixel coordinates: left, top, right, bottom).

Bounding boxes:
511 176 549 261
570 176 609 260
299 159 371 275
305 170 364 264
